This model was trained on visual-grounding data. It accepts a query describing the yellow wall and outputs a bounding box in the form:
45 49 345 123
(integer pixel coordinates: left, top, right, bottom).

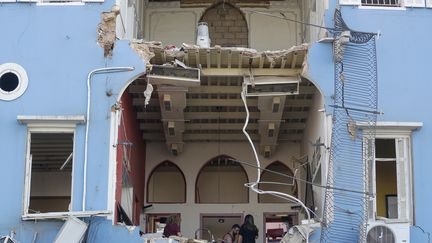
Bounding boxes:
376 161 397 218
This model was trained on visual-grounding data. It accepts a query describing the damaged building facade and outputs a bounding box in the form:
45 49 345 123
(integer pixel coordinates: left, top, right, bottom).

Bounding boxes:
0 0 431 242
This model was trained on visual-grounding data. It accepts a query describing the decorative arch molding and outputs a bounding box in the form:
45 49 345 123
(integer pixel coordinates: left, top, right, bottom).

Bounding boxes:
195 155 249 203
199 1 249 47
258 161 298 203
146 160 187 203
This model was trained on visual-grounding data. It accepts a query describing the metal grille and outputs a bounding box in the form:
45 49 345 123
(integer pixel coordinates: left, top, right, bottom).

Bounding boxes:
361 0 400 6
320 9 378 243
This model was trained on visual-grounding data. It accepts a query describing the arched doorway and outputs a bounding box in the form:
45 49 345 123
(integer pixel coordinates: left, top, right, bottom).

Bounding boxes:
258 161 298 203
196 155 249 203
147 161 186 203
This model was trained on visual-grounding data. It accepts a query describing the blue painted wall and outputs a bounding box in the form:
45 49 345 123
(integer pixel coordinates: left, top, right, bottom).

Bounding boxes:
0 2 145 242
307 1 432 242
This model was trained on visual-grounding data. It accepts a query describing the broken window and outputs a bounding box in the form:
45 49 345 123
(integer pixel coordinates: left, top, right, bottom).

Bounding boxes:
368 136 412 221
25 132 74 214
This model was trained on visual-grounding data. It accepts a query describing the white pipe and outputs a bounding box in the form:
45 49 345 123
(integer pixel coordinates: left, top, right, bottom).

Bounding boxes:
240 84 311 243
84 67 134 211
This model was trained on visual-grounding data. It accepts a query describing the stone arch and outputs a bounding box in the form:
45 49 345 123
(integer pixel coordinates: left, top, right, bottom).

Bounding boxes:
200 2 248 47
195 155 249 203
147 160 186 203
258 161 298 203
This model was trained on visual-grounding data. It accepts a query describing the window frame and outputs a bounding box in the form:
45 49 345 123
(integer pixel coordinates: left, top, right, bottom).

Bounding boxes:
371 135 411 222
17 115 90 220
359 121 422 224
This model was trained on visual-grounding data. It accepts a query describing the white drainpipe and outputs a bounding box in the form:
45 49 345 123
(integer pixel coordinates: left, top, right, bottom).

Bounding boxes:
84 67 135 211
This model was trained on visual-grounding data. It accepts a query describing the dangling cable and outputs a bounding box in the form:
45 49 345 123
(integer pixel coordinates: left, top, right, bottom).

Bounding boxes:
240 84 311 243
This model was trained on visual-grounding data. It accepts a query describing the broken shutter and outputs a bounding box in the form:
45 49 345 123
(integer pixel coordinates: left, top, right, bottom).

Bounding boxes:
404 0 425 7
339 0 361 5
426 0 432 7
396 137 410 221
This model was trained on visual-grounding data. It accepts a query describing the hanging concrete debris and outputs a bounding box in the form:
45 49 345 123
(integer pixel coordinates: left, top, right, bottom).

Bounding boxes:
130 40 157 64
97 5 120 58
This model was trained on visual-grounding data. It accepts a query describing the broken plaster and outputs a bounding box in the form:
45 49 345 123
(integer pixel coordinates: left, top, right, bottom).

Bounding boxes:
129 40 156 64
97 5 120 58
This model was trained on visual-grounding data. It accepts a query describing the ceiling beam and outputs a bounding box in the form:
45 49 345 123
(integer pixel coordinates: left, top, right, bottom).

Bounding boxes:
201 68 302 77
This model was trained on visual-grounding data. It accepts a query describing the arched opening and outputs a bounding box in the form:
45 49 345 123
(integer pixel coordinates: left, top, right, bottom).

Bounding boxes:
258 161 298 203
196 155 249 203
200 2 248 47
114 41 327 236
147 161 186 203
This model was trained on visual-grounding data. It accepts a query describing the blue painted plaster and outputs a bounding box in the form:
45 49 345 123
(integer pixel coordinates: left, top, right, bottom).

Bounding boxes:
311 2 432 241
0 2 145 242
337 6 432 241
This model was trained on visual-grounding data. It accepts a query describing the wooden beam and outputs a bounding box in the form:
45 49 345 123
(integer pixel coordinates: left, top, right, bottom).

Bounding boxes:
195 50 200 67
183 133 260 141
185 112 260 120
187 99 258 106
142 133 165 141
133 98 312 108
217 50 222 68
186 123 258 130
184 50 189 66
206 49 211 68
291 52 298 69
139 123 163 130
227 50 232 68
136 112 161 119
280 57 287 69
201 68 302 76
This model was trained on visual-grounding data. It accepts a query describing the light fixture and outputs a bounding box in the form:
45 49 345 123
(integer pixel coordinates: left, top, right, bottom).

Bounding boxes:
163 94 172 111
268 123 275 137
168 121 175 136
272 97 280 112
264 146 271 158
171 144 178 156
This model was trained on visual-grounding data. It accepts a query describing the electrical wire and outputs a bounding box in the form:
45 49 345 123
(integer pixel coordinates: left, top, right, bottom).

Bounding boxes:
243 9 335 31
240 84 310 243
242 9 378 36
230 158 373 196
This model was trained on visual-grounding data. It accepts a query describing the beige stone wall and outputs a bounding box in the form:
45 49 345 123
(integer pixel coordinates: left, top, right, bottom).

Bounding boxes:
143 142 302 240
200 3 248 47
142 0 302 51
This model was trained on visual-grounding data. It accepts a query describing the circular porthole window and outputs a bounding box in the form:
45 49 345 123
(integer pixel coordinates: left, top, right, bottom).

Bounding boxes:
0 63 28 101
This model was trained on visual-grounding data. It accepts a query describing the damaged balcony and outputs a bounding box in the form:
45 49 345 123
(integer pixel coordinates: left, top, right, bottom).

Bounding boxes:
128 43 314 156
113 0 329 239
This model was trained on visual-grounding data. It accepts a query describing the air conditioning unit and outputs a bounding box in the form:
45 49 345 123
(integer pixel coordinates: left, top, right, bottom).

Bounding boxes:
366 220 410 243
243 76 300 97
147 65 200 87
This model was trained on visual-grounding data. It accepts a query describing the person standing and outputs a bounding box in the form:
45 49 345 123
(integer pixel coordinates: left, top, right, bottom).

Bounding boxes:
163 215 181 237
239 215 258 243
223 224 240 243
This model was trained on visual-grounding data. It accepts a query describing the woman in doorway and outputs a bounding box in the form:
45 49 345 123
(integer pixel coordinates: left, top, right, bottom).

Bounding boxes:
163 215 181 238
239 214 258 243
